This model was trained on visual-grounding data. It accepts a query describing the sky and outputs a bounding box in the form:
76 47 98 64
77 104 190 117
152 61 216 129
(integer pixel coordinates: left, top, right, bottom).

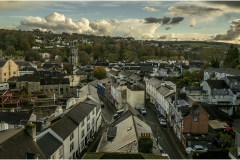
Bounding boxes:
1 1 240 44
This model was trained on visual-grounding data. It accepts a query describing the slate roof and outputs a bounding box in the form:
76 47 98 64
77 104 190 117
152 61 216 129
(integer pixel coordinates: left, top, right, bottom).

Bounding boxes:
37 132 62 157
147 77 161 89
205 67 240 76
0 60 7 67
185 86 203 90
206 80 229 89
66 102 96 124
140 65 153 72
51 115 78 140
42 63 61 69
34 71 63 77
124 66 140 70
0 128 45 159
157 86 173 97
108 70 118 76
40 77 69 85
0 112 32 124
201 103 233 122
119 71 133 77
17 75 41 82
15 61 31 67
75 69 86 75
19 67 36 71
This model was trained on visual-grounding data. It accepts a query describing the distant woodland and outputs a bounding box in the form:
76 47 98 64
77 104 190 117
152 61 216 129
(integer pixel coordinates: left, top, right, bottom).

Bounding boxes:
0 29 238 67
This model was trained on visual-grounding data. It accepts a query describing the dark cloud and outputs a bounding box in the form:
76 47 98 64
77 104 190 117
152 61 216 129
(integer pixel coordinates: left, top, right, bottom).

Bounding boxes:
206 2 240 8
165 27 171 30
162 16 171 24
194 27 202 29
212 19 240 40
144 17 162 24
190 25 194 27
170 17 184 24
168 5 222 16
159 35 167 39
144 16 184 25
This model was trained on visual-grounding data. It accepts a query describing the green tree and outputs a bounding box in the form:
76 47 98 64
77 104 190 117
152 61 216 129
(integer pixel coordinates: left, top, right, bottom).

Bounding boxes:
93 66 106 80
78 51 92 65
20 38 30 51
5 45 16 56
224 44 239 68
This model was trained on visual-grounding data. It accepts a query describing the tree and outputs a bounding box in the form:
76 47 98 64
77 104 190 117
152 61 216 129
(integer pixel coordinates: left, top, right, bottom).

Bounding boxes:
78 51 92 65
20 38 30 51
223 44 239 68
5 45 16 56
92 66 106 80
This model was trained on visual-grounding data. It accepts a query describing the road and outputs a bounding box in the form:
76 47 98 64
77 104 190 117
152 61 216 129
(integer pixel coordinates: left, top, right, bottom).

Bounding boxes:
98 94 116 124
98 94 188 159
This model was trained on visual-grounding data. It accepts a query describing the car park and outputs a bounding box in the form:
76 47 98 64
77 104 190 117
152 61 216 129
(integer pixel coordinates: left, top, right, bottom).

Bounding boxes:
185 145 208 155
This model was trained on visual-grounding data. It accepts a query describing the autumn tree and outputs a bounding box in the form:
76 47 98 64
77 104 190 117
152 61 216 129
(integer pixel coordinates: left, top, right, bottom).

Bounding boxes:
93 66 106 80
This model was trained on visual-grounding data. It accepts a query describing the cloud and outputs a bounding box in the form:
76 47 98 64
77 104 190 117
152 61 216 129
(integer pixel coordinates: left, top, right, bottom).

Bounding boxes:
144 16 184 25
165 27 171 30
169 17 184 24
144 17 162 24
142 6 159 12
205 2 240 9
158 33 176 40
89 19 115 36
211 19 240 41
168 4 223 25
190 25 194 27
162 16 171 24
168 5 222 16
115 19 160 40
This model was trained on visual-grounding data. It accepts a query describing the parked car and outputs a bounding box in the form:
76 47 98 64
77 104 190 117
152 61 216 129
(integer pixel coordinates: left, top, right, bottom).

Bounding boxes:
140 108 146 115
101 101 104 107
159 118 167 127
157 114 164 119
185 145 208 155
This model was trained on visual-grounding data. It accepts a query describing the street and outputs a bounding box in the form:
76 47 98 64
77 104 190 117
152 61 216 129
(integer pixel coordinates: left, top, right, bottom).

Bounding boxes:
98 94 189 159
144 101 187 159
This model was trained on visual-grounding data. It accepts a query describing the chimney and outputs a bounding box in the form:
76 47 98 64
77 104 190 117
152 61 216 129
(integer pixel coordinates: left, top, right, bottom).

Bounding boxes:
25 121 36 142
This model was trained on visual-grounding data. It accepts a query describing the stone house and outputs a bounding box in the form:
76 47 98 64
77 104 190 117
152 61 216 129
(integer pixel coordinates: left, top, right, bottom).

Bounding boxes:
0 59 18 82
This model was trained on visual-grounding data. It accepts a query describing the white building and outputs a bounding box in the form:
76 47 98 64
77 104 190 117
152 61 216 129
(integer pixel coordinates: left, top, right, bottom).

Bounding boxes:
204 67 240 80
36 101 101 159
111 83 127 110
126 85 145 109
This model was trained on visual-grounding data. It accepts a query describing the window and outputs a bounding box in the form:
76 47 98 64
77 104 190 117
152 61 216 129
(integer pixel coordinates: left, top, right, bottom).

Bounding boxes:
87 114 90 120
81 120 84 126
193 115 198 122
92 109 95 115
9 72 10 75
59 146 63 157
87 123 90 131
4 73 6 76
70 132 74 140
81 130 85 138
70 142 74 152
45 89 48 92
81 141 85 151
92 118 95 125
52 154 55 159
13 71 16 75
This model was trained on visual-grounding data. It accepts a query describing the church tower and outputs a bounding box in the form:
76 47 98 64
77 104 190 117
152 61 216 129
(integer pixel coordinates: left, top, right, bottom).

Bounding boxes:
69 46 78 70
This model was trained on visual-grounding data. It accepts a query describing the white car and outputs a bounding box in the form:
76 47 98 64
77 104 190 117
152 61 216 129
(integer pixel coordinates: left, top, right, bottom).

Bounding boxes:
185 145 208 155
159 118 167 127
140 108 146 115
